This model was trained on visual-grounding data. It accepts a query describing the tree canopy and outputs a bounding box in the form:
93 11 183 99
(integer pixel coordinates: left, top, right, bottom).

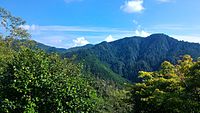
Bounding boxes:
131 55 200 113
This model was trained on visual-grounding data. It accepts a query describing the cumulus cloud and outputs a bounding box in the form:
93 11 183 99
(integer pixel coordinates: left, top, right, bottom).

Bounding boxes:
73 37 89 46
105 35 115 42
120 0 144 13
135 30 150 37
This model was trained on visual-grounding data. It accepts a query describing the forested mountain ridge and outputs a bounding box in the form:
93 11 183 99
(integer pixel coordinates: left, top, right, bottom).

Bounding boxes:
63 34 200 82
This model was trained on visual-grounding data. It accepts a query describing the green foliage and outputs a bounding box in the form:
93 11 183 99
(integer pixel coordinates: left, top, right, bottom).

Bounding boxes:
87 77 132 113
83 54 128 86
0 48 99 113
130 55 200 113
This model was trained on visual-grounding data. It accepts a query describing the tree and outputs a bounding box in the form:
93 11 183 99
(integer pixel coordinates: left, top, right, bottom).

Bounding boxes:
130 55 200 113
0 48 99 112
0 7 29 39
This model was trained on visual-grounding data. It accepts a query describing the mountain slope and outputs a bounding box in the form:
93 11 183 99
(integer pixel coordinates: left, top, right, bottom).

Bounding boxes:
35 41 67 54
64 34 200 82
33 42 127 84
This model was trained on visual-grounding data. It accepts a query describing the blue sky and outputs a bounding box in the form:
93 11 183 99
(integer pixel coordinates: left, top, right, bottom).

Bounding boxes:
1 0 200 48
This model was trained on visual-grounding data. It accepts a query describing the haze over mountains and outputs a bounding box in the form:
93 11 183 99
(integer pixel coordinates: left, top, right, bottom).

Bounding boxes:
36 33 200 84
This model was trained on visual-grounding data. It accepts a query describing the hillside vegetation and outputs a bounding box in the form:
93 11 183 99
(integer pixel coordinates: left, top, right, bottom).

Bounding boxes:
65 34 200 83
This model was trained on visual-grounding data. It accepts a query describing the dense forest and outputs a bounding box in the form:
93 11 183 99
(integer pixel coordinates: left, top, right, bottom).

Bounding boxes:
64 34 200 83
1 7 200 113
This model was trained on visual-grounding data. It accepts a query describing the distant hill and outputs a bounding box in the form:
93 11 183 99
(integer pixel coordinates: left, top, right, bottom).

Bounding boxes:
66 44 94 53
63 34 200 83
35 41 67 54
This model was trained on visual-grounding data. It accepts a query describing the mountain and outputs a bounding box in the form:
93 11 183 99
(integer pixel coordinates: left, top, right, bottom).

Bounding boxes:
35 42 94 54
66 44 94 53
63 34 200 83
35 41 67 54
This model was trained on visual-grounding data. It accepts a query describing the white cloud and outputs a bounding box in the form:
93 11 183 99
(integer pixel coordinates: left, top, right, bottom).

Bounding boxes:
73 37 89 46
105 35 115 42
135 30 150 37
19 24 36 31
20 25 132 33
120 0 144 13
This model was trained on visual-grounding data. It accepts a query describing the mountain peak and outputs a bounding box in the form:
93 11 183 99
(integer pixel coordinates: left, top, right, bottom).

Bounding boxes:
148 33 170 38
145 33 178 43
